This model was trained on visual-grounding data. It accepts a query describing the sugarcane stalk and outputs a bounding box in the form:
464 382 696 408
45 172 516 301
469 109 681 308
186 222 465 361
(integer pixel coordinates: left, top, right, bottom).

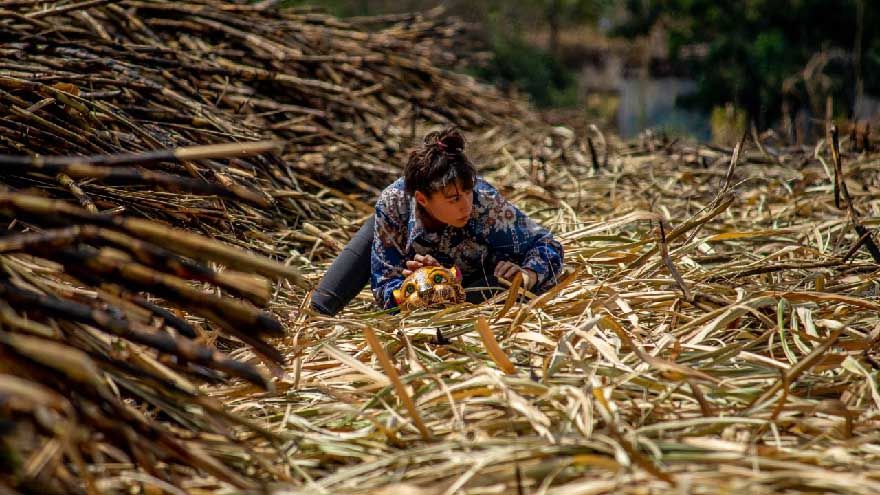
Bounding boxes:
48 245 283 337
0 192 307 287
0 278 275 381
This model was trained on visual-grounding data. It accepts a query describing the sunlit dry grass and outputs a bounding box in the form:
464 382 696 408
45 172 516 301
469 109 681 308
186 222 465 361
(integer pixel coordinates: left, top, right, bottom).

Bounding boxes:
215 130 880 494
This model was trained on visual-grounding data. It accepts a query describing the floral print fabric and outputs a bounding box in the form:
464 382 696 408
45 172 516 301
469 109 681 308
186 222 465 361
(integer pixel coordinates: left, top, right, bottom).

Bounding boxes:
370 177 564 309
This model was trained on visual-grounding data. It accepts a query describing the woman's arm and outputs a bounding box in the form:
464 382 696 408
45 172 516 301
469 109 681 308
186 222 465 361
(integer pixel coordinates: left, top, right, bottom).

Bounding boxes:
370 197 408 309
475 181 564 293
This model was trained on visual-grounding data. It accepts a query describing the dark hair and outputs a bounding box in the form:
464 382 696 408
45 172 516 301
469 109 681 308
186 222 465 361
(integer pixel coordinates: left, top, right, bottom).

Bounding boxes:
404 126 476 197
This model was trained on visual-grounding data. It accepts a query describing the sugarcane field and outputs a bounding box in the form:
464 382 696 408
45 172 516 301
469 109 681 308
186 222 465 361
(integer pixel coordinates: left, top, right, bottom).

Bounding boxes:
3 1 880 494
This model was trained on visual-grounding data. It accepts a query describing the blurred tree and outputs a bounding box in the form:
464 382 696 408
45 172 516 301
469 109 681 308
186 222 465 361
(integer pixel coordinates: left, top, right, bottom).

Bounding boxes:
530 0 610 57
613 0 880 129
472 33 578 107
472 0 604 107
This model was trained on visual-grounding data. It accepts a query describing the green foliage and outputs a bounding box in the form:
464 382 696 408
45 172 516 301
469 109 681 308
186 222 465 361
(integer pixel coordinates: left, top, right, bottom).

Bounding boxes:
471 34 579 108
615 0 880 127
444 0 602 108
462 0 591 107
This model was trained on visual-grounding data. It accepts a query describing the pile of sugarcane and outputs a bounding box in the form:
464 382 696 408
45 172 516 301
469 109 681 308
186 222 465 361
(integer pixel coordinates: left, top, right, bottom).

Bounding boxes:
0 1 567 493
0 148 316 494
5 3 880 491
0 0 537 258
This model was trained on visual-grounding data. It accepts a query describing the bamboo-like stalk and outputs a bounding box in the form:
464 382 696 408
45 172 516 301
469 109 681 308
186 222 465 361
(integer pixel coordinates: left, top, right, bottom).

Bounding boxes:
0 193 308 288
475 316 516 375
363 327 431 441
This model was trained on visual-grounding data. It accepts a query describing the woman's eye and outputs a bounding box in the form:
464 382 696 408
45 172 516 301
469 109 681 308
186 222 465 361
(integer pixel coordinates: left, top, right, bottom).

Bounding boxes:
433 274 445 284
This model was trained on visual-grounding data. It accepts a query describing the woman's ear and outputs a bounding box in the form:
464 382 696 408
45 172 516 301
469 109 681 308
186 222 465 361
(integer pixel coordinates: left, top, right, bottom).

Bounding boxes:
414 190 428 207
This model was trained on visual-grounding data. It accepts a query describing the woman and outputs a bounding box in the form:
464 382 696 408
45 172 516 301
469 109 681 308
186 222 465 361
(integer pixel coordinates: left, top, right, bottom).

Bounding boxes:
311 126 564 316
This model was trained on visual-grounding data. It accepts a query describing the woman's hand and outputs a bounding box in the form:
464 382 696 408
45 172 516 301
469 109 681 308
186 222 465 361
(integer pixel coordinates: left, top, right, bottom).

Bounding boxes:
494 261 537 291
402 254 440 276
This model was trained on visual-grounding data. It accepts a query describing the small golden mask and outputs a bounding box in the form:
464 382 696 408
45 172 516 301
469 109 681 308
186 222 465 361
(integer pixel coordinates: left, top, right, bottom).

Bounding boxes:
393 265 465 310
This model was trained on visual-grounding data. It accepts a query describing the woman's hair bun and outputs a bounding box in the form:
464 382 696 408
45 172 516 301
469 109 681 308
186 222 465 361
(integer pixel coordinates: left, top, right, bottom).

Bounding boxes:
424 126 465 154
405 125 475 197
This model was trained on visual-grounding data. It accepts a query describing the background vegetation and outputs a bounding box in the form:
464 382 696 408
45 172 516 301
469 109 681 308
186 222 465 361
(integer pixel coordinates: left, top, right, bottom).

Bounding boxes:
282 0 879 136
615 0 880 128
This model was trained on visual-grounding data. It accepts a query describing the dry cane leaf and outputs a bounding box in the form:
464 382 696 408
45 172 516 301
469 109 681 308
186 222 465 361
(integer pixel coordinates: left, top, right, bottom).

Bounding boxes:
475 316 516 374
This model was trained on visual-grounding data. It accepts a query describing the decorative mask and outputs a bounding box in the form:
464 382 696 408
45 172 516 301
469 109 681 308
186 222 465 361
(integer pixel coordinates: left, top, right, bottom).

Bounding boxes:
393 265 465 310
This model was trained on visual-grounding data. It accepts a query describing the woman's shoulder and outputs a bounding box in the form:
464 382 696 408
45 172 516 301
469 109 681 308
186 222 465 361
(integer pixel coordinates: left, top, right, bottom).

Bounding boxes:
377 177 406 201
472 176 503 203
376 177 410 219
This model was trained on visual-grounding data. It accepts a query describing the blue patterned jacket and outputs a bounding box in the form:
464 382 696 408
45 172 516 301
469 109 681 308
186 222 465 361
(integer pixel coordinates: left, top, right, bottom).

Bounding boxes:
370 177 564 309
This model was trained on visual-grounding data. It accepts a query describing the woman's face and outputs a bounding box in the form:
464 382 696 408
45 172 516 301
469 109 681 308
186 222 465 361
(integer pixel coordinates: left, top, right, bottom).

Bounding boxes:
415 181 474 228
